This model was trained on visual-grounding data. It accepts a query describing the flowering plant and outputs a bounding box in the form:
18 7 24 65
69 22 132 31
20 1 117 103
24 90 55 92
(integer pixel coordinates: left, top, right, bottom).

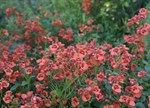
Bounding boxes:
0 2 150 108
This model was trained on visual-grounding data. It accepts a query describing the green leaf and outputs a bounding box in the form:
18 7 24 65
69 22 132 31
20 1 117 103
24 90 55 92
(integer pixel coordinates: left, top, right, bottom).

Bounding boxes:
142 60 149 65
21 81 28 86
10 83 20 91
145 66 150 73
106 84 111 90
82 13 86 23
136 102 146 108
146 54 150 58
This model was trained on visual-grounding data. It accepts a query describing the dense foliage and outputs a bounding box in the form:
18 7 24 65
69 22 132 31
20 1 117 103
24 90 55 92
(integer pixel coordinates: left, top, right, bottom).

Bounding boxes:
0 0 150 108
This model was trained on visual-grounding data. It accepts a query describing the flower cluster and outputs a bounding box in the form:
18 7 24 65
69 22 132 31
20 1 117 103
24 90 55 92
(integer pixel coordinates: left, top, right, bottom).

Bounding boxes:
58 28 74 42
128 8 149 26
82 0 92 14
0 6 150 108
78 19 100 37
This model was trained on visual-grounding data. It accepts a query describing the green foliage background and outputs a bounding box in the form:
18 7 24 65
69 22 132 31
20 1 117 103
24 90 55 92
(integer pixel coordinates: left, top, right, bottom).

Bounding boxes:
0 0 149 45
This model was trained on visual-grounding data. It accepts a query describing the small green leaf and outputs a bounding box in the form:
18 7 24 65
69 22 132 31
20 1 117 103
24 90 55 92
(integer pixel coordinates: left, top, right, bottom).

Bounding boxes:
21 81 28 86
10 83 20 91
146 54 150 58
145 66 150 73
147 73 150 77
142 60 149 65
106 84 111 90
136 102 145 108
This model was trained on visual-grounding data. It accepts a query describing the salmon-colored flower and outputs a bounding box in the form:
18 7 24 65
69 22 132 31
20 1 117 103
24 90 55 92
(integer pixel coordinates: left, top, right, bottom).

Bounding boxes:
49 43 59 54
131 84 143 98
95 93 103 101
2 29 9 36
129 78 136 85
127 97 135 107
85 78 94 86
127 21 134 27
44 12 50 17
124 35 133 44
131 64 136 71
53 73 64 80
21 94 27 100
125 86 132 94
144 23 150 30
94 49 105 61
79 61 88 71
131 15 140 24
121 58 130 67
138 71 147 78
51 20 63 26
78 49 86 58
65 71 72 79
37 73 45 81
9 75 17 83
66 29 74 36
2 51 10 60
116 74 126 84
119 95 135 107
139 8 148 15
82 91 91 102
2 80 9 88
112 83 121 94
112 101 121 108
71 97 79 107
96 71 105 82
36 84 43 92
3 95 12 104
78 88 83 95
27 91 33 98
5 90 12 96
26 67 33 75
82 0 92 14
4 68 13 76
109 47 121 56
140 28 149 36
92 86 101 94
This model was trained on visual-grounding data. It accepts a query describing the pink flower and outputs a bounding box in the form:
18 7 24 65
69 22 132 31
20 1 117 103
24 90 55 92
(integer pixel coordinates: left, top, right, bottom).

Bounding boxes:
37 73 45 81
109 47 121 56
82 91 91 102
138 71 147 78
26 67 33 75
3 95 12 104
2 80 9 88
2 29 9 36
96 71 105 82
71 97 79 107
95 93 103 101
140 28 149 36
4 68 13 76
112 83 121 94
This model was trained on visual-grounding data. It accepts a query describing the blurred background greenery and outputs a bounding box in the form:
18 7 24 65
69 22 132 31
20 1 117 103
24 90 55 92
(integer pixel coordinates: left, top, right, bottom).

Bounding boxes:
0 0 150 45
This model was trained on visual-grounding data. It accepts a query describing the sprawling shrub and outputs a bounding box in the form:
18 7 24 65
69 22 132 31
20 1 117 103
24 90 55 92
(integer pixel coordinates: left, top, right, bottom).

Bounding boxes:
0 0 149 45
0 4 150 107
